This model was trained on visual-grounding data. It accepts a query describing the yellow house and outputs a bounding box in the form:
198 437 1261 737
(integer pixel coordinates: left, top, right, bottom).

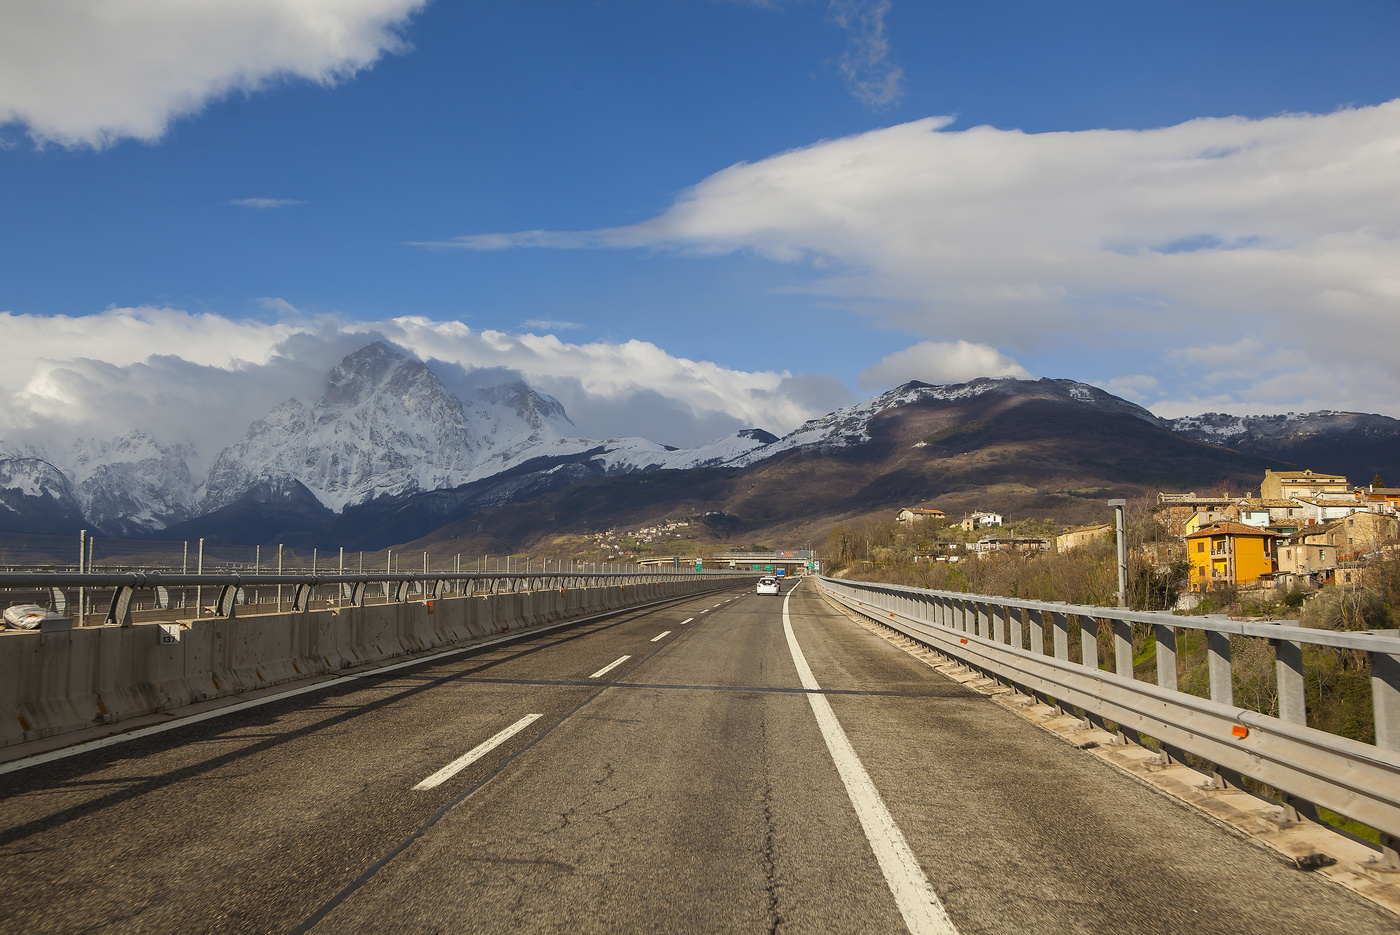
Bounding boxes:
1186 522 1281 591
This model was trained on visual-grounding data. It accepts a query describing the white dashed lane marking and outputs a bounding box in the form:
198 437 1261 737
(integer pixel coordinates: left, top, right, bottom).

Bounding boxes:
414 714 543 791
651 631 671 642
589 655 631 679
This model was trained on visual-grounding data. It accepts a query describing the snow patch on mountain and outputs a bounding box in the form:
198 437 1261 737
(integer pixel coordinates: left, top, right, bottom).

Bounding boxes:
1166 410 1400 442
728 376 1162 466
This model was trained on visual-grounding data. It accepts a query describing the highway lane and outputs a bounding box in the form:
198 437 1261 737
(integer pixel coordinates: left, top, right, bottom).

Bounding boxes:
0 579 1394 934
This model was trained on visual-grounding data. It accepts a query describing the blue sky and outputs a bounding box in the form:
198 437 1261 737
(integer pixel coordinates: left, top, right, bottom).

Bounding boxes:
3 1 1400 451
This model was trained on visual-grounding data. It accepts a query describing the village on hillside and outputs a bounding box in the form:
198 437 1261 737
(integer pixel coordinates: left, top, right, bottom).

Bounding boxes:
890 468 1400 606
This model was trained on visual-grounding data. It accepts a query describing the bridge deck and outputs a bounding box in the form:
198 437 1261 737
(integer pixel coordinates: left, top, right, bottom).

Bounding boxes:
0 581 1390 933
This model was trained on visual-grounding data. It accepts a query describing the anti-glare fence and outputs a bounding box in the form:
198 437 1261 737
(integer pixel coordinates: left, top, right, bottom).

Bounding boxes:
816 574 1400 867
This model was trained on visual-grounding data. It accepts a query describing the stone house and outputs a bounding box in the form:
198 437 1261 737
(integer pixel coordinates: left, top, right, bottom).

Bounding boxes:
1055 524 1110 552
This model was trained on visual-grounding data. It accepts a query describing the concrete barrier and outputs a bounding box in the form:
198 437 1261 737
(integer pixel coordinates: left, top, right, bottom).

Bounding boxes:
0 576 736 749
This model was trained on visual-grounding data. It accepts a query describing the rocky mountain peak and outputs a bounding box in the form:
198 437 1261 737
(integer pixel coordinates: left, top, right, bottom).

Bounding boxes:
470 380 574 432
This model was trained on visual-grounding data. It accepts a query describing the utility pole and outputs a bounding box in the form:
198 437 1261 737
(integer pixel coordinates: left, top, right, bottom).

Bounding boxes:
1108 499 1128 608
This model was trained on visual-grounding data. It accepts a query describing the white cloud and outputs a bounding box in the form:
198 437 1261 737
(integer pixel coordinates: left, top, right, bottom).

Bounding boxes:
857 340 1029 392
0 0 426 148
257 297 305 315
519 319 584 331
231 198 305 210
828 1 903 109
1099 374 1161 402
440 101 1400 417
0 307 855 459
376 317 852 443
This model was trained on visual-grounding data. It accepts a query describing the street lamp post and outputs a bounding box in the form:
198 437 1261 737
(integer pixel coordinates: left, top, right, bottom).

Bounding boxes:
1108 499 1128 608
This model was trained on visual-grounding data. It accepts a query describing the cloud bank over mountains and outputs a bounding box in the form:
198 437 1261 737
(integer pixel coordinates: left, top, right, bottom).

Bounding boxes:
0 0 425 147
0 307 857 466
440 101 1400 418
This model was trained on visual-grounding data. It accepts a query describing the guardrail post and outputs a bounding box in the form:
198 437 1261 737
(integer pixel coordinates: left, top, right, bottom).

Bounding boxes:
1268 631 1305 725
992 604 1007 643
1154 623 1178 692
215 585 238 619
105 586 134 628
1207 630 1233 706
977 602 991 639
1372 647 1400 753
1079 615 1100 670
1112 616 1133 679
1009 607 1023 650
1030 610 1045 655
1051 610 1069 661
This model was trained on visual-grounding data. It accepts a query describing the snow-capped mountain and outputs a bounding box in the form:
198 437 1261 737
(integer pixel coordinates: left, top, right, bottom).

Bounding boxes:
0 432 199 535
202 343 482 513
1164 410 1400 487
5 343 1396 542
725 377 1162 467
0 456 86 532
200 343 712 513
1 341 779 535
1164 410 1400 444
67 432 200 534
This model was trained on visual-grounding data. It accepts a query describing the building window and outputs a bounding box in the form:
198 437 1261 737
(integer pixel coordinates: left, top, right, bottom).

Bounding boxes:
1196 541 1204 553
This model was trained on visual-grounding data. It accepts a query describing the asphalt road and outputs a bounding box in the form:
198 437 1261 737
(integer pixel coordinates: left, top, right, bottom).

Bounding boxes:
0 580 1393 934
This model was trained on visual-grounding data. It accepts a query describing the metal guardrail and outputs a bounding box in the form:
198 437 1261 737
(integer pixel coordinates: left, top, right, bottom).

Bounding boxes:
816 574 1400 861
1 568 748 628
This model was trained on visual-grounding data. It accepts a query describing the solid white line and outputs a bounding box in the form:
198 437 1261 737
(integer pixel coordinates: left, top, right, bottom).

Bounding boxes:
413 713 542 790
679 617 695 625
650 630 671 642
589 655 631 678
781 589 959 935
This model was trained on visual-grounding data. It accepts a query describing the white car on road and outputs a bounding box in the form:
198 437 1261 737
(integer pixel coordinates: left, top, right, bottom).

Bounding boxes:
756 576 780 595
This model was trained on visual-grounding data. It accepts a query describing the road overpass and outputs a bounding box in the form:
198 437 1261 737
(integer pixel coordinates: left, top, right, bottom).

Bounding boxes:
637 550 816 574
0 576 1395 933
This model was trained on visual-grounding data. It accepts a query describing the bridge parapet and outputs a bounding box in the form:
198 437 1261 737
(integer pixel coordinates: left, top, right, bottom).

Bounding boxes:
0 569 749 749
816 574 1400 868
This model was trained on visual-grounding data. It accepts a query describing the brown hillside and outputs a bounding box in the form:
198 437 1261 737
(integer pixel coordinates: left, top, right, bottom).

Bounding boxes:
400 390 1285 556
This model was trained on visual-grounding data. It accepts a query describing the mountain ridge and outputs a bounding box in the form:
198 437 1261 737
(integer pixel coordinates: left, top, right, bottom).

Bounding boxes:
2 342 1396 544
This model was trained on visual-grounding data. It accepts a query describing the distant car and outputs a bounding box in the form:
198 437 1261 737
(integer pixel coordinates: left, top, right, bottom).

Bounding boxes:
756 576 779 595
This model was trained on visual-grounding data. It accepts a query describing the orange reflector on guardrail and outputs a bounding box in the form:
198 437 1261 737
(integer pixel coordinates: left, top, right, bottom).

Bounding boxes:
959 638 968 644
1232 725 1248 739
427 601 435 615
